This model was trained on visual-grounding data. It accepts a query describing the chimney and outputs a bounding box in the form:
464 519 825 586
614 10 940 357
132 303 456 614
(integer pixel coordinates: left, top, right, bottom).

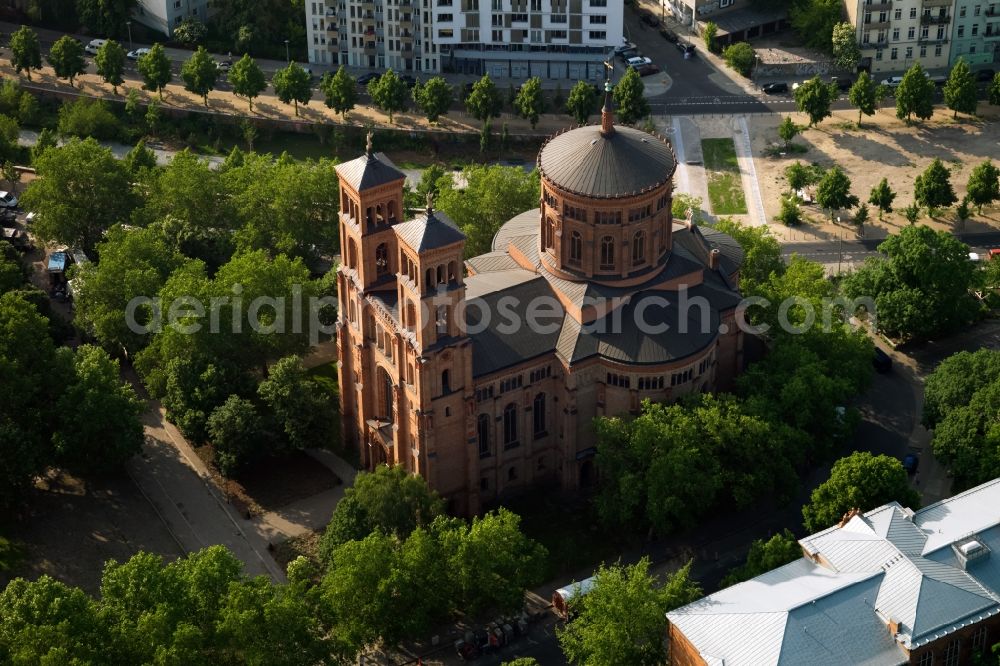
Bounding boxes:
838 507 862 528
708 248 720 270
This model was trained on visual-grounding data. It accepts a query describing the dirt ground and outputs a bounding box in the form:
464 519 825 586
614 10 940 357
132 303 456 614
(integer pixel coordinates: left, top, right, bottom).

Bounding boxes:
1 471 184 594
750 105 1000 239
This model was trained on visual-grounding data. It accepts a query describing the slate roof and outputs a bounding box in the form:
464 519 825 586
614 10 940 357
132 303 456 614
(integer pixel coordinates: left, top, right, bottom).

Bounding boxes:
537 125 677 198
334 151 405 191
668 478 1000 665
393 208 465 253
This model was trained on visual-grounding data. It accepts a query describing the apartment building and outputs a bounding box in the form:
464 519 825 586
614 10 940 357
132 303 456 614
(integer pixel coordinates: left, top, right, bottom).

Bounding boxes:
949 1 1000 66
845 0 954 73
667 0 788 45
306 0 622 79
133 0 215 36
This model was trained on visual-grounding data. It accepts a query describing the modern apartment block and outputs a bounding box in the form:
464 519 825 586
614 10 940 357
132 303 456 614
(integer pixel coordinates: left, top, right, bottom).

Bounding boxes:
949 1 1000 66
132 0 215 36
305 0 622 79
666 0 788 45
845 0 955 73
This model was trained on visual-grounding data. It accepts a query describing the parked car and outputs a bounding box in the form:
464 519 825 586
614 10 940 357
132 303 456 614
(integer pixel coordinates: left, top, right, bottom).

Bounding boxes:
357 71 381 85
829 76 853 91
873 347 893 373
929 75 947 87
640 11 660 27
880 76 904 88
990 248 1000 260
127 47 151 60
761 81 789 94
976 68 996 82
400 74 417 87
902 453 919 475
216 59 233 72
0 191 18 209
659 28 678 43
613 41 636 55
618 48 639 63
627 56 653 68
676 42 695 56
84 38 107 55
636 63 661 77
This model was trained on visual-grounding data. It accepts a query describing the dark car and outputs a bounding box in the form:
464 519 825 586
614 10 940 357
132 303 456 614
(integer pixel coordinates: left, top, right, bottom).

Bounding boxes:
761 81 789 94
902 453 919 475
636 63 661 77
873 347 893 373
676 42 695 56
400 74 417 87
357 72 381 86
829 76 853 91
976 68 995 82
659 28 678 43
640 11 660 27
618 48 639 63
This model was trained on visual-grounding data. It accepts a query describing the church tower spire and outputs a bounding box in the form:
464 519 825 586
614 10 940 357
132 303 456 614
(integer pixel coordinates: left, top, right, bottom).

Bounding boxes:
600 59 615 136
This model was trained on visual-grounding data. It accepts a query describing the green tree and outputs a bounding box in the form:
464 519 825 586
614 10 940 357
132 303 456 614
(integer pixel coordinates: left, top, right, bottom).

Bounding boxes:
990 71 1000 105
923 350 1000 428
895 62 934 121
831 21 861 71
77 0 137 37
123 139 158 176
464 74 502 124
47 35 86 87
558 558 701 666
721 529 800 587
367 69 408 123
258 355 337 452
503 659 541 666
790 0 841 51
777 116 799 148
137 43 173 100
228 54 266 111
435 164 540 256
57 98 121 141
853 202 870 228
0 575 102 663
944 57 978 118
94 39 126 94
868 177 896 220
613 68 650 125
794 76 835 127
515 76 546 129
9 26 42 81
319 65 357 119
412 76 453 123
914 157 957 215
181 46 219 106
0 114 19 165
903 202 920 225
930 378 1000 489
319 464 445 559
815 166 859 220
703 21 718 52
966 160 1000 213
776 193 803 225
784 161 820 192
272 63 313 116
30 128 57 164
842 225 980 339
709 218 784 292
955 196 972 225
803 452 921 532
208 395 265 475
722 42 755 77
52 345 144 475
849 70 878 126
173 17 208 45
566 80 599 124
20 138 136 252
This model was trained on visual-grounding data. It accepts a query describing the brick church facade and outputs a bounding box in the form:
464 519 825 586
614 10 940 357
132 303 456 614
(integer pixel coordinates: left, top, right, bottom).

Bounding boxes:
335 96 746 515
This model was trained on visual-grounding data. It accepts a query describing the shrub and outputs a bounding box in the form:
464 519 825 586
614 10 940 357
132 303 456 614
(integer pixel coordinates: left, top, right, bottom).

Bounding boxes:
57 98 121 141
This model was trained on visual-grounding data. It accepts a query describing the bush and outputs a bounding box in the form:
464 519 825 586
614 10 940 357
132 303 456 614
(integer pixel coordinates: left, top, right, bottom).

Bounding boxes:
723 42 755 77
57 98 121 141
776 194 802 225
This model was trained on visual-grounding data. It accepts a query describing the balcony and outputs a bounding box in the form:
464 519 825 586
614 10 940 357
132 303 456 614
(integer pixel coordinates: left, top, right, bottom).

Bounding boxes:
364 43 378 55
400 43 414 53
361 0 375 9
399 15 414 27
920 13 951 24
985 27 1000 38
922 0 951 6
918 35 949 44
987 6 999 16
864 20 891 29
863 1 892 9
400 31 415 41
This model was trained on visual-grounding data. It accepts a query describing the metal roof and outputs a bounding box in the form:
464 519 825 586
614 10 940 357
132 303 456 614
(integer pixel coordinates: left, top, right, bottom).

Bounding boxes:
334 151 405 191
393 208 465 253
537 125 677 199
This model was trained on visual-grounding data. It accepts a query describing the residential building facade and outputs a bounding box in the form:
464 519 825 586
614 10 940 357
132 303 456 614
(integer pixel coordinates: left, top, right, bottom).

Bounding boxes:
334 101 746 516
133 0 215 36
949 1 1000 66
845 0 955 73
668 478 1000 665
667 0 788 45
305 0 621 78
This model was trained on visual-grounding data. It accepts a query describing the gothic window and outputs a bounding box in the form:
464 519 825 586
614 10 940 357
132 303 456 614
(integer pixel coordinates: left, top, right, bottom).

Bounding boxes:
478 414 491 458
545 218 555 249
632 230 646 266
348 238 359 270
533 393 546 437
569 231 582 265
442 369 451 393
375 243 389 276
600 236 615 270
436 305 449 335
503 403 518 448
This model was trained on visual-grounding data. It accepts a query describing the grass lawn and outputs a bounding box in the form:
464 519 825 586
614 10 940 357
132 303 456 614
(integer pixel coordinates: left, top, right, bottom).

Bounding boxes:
701 138 748 216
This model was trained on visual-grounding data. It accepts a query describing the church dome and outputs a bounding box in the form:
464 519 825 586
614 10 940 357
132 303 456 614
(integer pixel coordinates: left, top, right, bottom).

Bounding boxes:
537 124 677 199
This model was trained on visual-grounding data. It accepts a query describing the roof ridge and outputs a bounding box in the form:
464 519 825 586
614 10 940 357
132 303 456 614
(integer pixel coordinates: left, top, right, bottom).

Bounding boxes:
914 477 1000 519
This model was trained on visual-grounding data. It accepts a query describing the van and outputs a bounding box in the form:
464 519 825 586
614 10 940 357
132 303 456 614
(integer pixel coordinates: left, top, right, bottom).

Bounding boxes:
552 576 596 619
880 76 904 88
85 38 107 55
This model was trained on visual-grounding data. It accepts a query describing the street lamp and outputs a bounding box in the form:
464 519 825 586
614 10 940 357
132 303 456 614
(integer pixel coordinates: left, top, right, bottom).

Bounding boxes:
284 39 290 63
126 20 133 52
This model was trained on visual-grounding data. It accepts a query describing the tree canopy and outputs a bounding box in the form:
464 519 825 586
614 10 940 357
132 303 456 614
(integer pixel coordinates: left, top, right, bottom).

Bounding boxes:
137 43 173 100
722 42 755 77
965 160 999 213
794 77 835 127
47 35 86 86
412 76 453 124
320 66 357 118
9 26 42 80
515 76 546 129
849 71 878 126
914 158 957 214
273 63 313 116
721 529 800 587
368 69 409 123
566 80 599 125
94 39 126 94
613 68 650 125
229 54 267 112
831 21 861 70
465 74 502 123
180 46 220 106
815 166 859 219
943 57 978 118
895 63 934 121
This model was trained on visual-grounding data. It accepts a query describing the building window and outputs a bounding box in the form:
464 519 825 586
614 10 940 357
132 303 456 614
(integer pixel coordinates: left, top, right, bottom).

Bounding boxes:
533 393 546 437
910 7 916 18
935 44 943 56
905 46 913 59
920 45 927 57
480 476 489 490
588 30 606 39
508 466 517 481
918 652 933 666
503 403 519 448
632 230 645 265
569 231 582 265
890 47 898 60
375 243 389 276
894 7 901 19
589 14 606 23
600 236 615 270
908 26 915 39
972 24 979 35
436 305 449 336
944 639 960 666
958 25 965 37
478 414 491 457
441 369 451 393
892 28 899 41
972 625 988 651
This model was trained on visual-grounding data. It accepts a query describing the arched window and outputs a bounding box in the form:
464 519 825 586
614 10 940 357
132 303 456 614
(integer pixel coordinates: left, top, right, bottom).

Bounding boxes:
349 299 357 323
569 231 582 265
447 261 458 283
442 369 451 394
426 267 435 288
503 403 518 448
533 393 546 437
388 201 397 224
348 238 359 270
341 191 349 213
477 414 491 458
405 301 417 332
545 218 554 249
436 305 449 336
365 207 374 226
437 265 445 284
600 236 615 270
633 230 646 266
375 243 389 276
375 204 384 224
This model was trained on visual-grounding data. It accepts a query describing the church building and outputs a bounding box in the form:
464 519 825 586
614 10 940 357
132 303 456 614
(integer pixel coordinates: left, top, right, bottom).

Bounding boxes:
334 89 746 515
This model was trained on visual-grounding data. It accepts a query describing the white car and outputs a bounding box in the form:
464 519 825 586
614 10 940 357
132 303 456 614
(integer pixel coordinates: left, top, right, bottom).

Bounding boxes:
626 56 652 68
613 41 636 55
127 47 151 60
0 191 18 208
880 76 904 88
84 39 107 55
